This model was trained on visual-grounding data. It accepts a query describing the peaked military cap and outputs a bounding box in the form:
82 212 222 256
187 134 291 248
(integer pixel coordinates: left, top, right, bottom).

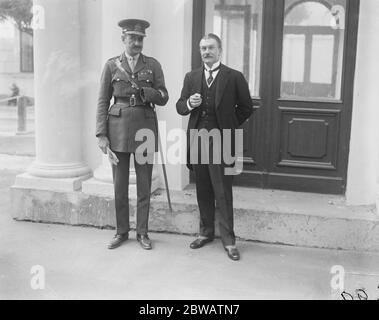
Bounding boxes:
118 19 150 37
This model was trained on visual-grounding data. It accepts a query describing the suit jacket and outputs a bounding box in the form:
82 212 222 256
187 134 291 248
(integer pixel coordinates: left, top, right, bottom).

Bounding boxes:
96 52 168 153
176 64 253 170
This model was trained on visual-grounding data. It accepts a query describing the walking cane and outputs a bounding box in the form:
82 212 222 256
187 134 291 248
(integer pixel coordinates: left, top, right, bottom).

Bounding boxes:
152 106 173 213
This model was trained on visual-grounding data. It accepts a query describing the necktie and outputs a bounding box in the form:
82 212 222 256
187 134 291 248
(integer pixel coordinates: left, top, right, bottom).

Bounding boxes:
207 66 220 86
129 57 136 72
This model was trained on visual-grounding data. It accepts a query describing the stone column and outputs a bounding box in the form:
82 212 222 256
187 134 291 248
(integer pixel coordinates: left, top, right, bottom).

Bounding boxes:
14 0 91 191
346 0 379 206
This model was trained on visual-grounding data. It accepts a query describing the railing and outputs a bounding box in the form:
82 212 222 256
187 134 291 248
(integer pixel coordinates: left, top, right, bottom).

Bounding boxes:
0 96 29 134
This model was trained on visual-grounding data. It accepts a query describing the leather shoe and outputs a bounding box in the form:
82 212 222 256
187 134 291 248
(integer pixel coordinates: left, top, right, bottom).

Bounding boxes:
108 233 128 249
224 246 240 261
190 237 213 249
137 234 152 250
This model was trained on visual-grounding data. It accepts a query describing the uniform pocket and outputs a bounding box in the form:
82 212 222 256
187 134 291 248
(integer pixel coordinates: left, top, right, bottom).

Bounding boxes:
138 70 153 85
112 78 130 96
108 104 121 117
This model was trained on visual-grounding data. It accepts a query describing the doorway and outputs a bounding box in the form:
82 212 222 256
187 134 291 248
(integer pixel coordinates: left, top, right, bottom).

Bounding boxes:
192 0 359 194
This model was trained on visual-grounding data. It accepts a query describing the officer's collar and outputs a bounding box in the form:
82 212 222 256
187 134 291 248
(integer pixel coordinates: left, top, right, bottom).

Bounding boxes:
124 52 140 62
121 52 146 64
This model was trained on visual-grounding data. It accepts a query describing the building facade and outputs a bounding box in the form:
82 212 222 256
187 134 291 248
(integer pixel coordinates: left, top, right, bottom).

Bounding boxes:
10 0 379 250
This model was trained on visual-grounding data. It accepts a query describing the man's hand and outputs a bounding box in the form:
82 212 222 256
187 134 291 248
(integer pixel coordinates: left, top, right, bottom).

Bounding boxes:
97 136 110 154
189 93 202 108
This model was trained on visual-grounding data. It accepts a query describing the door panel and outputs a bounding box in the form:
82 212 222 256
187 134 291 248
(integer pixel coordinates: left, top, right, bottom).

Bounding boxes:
277 106 340 170
192 0 359 194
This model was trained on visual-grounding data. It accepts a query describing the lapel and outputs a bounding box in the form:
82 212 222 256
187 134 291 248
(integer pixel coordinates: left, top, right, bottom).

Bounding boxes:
192 67 203 95
215 64 230 109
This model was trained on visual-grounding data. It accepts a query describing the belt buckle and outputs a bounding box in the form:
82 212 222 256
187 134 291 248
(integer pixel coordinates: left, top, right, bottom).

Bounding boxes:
130 94 136 107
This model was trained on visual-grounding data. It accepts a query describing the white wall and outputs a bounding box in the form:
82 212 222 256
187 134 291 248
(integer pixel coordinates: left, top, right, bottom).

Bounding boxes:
346 0 379 205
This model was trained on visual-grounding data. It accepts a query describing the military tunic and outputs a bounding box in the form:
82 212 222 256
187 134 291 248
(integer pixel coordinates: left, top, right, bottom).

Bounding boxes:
96 52 169 153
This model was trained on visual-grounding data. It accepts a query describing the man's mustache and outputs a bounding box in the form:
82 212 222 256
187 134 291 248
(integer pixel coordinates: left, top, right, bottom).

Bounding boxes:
203 54 213 58
133 46 142 49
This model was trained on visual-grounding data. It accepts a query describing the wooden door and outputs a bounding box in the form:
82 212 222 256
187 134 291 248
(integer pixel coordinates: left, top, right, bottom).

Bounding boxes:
192 0 359 194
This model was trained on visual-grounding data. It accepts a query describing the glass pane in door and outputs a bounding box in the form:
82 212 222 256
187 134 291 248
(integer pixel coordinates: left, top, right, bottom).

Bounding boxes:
281 0 346 100
205 0 263 97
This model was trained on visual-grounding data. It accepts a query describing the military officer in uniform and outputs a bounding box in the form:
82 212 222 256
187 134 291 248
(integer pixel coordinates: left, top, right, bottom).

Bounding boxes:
96 19 169 250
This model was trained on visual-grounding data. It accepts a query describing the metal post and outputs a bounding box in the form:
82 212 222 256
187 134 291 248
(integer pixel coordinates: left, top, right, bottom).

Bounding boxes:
16 96 27 135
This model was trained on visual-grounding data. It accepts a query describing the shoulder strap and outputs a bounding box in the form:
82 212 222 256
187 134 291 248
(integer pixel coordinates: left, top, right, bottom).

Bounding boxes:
113 56 140 90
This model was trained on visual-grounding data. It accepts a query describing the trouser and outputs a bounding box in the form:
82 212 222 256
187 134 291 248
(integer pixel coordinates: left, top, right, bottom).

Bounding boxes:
193 163 235 246
192 120 235 246
112 152 153 236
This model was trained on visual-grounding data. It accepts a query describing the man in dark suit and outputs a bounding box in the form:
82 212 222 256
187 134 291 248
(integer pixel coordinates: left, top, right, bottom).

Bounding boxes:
96 19 168 250
176 33 253 261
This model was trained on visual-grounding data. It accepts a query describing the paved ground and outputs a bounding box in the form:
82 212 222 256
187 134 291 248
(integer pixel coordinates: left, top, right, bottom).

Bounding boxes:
1 154 379 300
0 134 35 156
0 105 35 156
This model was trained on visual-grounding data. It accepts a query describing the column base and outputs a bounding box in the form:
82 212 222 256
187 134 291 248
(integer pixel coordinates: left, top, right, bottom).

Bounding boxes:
13 172 92 192
28 161 92 179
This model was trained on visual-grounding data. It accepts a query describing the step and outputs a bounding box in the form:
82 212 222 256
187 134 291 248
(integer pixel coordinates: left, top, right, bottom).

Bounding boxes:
10 182 379 253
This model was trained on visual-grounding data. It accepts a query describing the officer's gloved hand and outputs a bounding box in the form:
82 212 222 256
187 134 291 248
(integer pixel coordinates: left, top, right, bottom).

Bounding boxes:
140 87 162 106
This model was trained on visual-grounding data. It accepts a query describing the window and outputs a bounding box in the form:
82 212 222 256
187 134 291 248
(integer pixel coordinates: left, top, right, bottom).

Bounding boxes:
280 0 346 100
20 30 33 73
205 0 263 97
